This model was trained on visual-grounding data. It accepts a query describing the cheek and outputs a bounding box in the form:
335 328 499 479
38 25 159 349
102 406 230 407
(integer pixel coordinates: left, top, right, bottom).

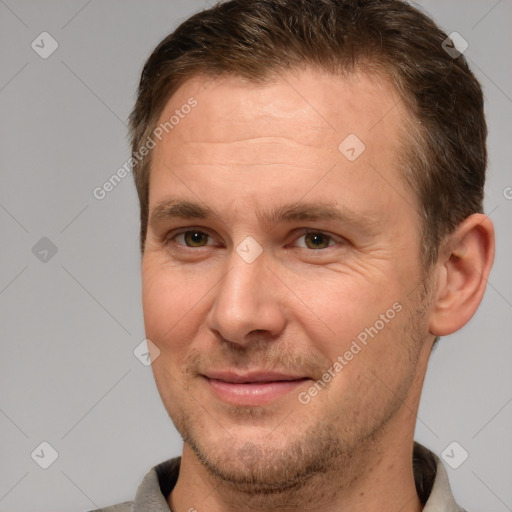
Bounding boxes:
290 267 404 361
141 260 208 354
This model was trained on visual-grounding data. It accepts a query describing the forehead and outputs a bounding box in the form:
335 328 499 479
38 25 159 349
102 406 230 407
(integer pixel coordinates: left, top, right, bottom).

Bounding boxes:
156 70 407 160
148 69 418 230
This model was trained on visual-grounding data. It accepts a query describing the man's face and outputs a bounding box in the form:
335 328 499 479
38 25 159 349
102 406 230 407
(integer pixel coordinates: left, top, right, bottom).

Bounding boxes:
142 69 434 490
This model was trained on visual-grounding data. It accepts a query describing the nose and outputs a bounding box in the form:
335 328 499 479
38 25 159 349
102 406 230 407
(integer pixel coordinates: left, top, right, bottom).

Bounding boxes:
206 245 286 348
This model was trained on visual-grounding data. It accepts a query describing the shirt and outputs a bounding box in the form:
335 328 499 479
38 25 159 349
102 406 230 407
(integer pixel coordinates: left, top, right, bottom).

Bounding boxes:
91 442 466 512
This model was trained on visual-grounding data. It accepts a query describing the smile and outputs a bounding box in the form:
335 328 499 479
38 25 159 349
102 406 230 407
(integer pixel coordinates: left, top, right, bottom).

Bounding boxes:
202 371 310 406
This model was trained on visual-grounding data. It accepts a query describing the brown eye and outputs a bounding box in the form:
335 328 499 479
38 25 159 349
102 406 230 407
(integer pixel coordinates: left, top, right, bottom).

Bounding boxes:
303 232 331 249
182 231 209 247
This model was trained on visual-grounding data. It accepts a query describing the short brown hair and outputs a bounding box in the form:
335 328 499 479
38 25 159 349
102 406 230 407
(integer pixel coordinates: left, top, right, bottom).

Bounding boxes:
129 0 486 266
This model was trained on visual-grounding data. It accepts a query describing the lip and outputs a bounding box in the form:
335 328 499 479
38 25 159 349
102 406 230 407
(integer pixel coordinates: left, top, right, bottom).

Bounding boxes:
202 371 310 406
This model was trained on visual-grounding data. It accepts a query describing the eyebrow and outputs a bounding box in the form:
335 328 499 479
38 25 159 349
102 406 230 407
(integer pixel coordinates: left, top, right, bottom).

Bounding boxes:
149 197 377 232
150 198 213 225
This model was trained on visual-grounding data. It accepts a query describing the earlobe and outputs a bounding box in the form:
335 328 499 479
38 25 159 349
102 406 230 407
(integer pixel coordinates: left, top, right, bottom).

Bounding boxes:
429 214 495 337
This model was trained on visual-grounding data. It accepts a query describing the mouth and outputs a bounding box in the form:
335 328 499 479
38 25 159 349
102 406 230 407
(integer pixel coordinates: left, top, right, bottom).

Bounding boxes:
201 371 311 406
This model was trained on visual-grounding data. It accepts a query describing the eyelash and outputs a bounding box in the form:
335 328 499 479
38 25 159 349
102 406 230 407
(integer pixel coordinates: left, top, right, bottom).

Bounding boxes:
164 228 344 251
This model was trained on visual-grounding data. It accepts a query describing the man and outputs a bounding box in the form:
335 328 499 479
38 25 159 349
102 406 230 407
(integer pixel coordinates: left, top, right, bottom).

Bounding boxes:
96 0 495 510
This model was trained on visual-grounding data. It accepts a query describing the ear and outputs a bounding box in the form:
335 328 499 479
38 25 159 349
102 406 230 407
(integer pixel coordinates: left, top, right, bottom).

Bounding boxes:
429 214 495 337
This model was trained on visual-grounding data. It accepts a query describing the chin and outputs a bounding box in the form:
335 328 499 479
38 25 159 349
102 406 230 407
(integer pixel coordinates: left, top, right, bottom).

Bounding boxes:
177 413 345 494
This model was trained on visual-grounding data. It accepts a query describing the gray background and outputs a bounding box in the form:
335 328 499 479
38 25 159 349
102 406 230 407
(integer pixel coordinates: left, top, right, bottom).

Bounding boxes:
0 1 510 510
